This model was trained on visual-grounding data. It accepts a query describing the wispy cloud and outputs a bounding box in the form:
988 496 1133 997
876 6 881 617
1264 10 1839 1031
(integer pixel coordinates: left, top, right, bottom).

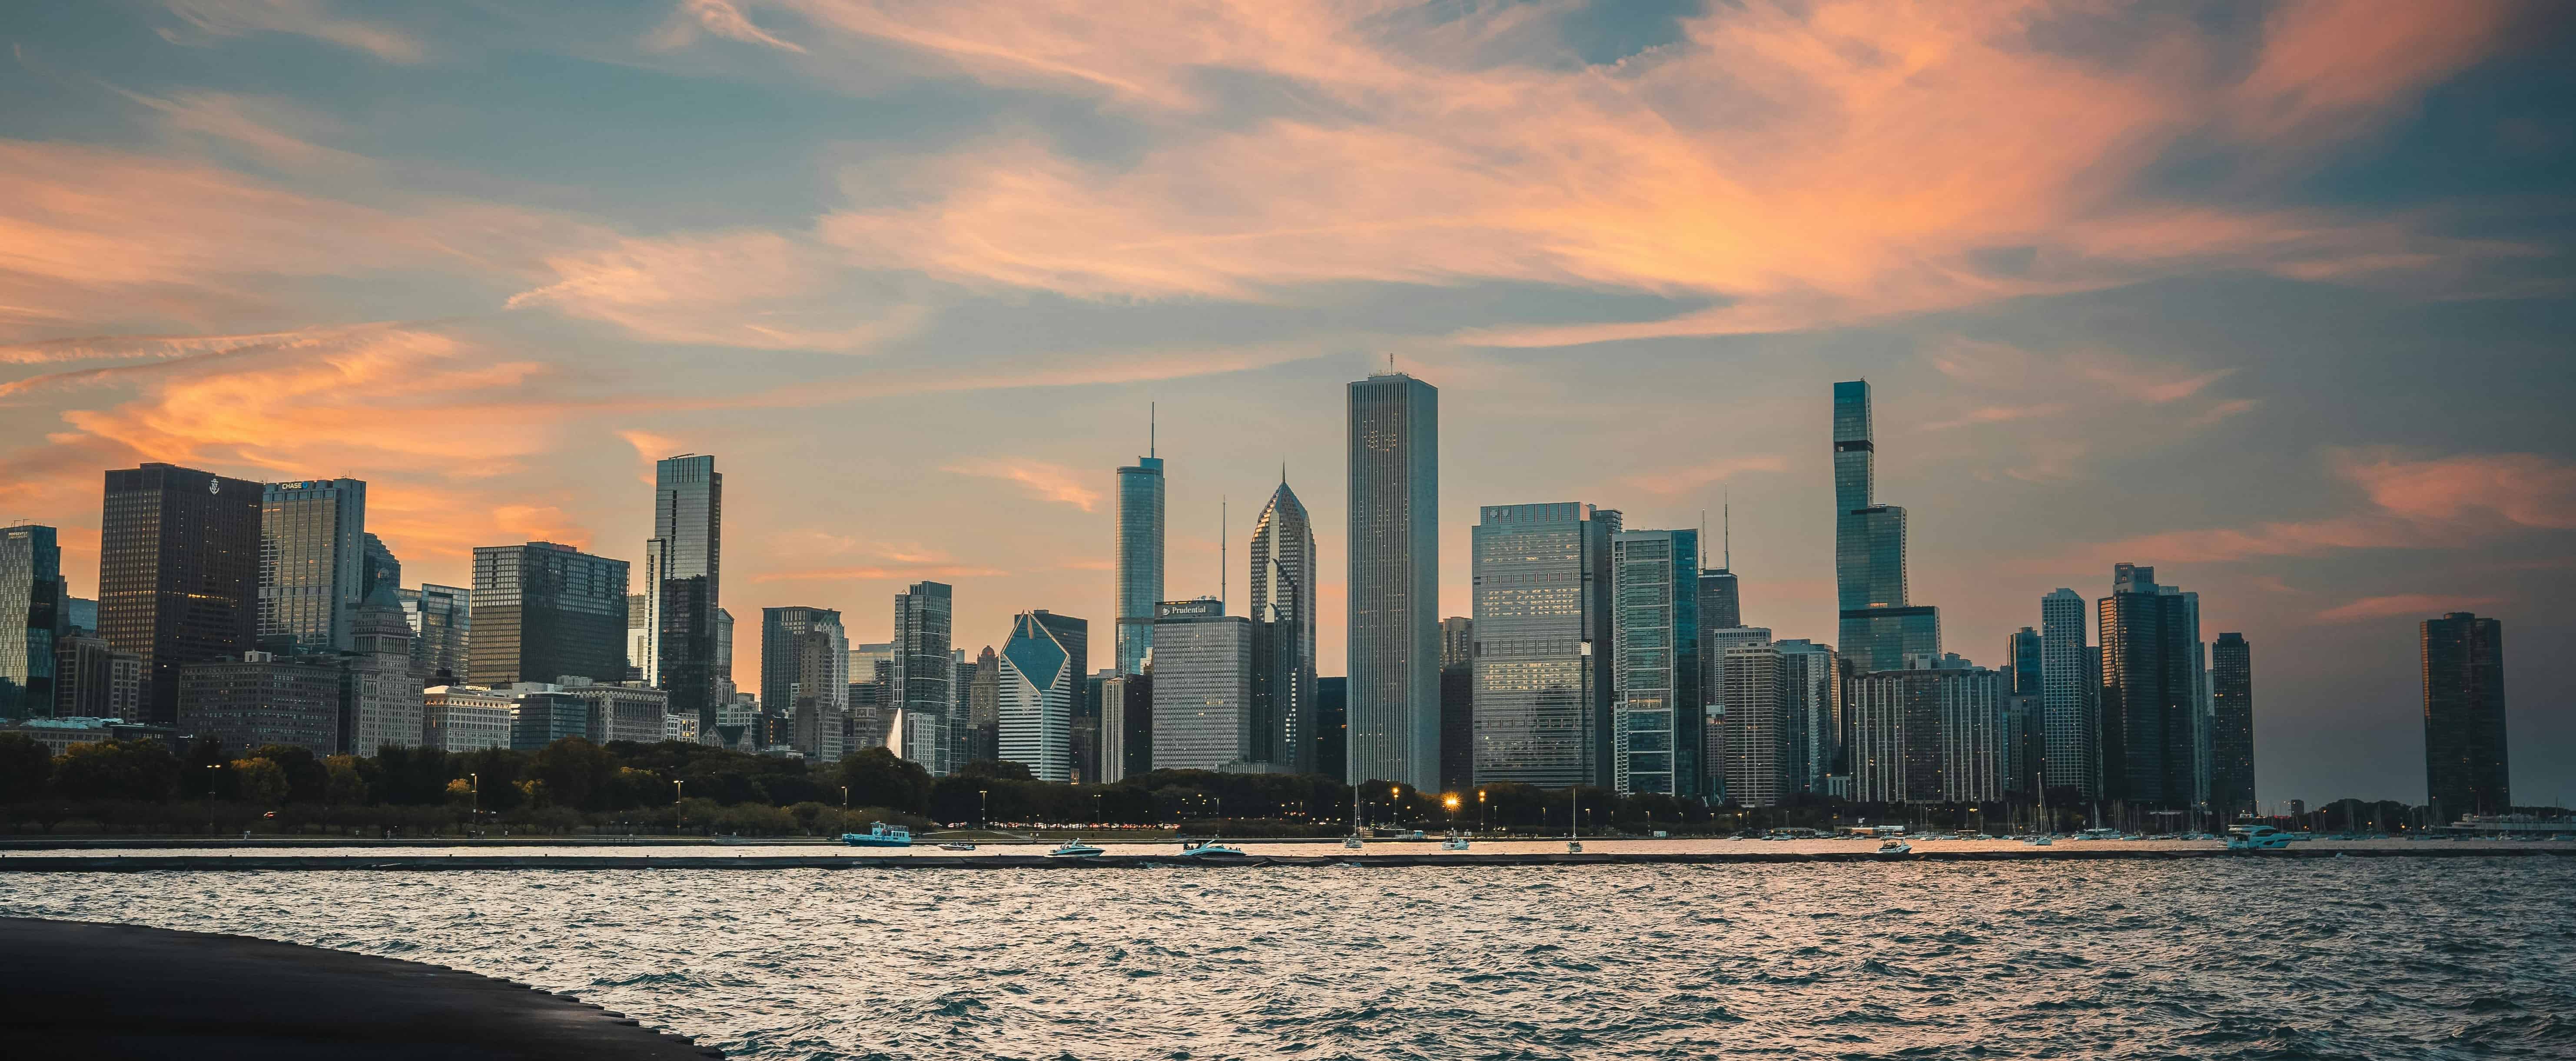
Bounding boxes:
506 230 922 352
943 457 1103 511
158 0 427 63
2067 450 2576 566
750 565 1006 583
648 0 807 54
2315 593 2506 624
1619 455 1790 497
1925 404 2070 432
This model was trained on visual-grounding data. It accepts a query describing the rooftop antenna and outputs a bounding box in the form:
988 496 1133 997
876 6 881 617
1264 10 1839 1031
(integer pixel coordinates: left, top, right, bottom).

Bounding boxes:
1149 402 1156 459
1723 490 1732 572
1699 509 1708 568
1220 495 1228 608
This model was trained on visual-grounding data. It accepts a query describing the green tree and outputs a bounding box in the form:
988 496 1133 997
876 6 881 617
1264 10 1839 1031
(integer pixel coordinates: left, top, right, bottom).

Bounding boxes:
52 739 180 801
955 758 1035 781
323 755 371 805
0 732 50 800
839 746 931 812
229 757 289 806
531 737 612 810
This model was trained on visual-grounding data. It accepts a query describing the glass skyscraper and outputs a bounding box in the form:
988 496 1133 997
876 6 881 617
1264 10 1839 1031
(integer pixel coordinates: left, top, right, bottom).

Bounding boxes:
762 606 849 762
1470 503 1618 788
259 477 368 654
2039 587 2098 798
2421 612 2507 821
1 524 64 719
1832 381 1939 674
100 463 264 726
1150 598 1252 771
1347 371 1440 791
1610 527 1700 798
466 542 629 689
2097 564 2204 808
2209 632 2255 819
999 610 1080 781
644 453 722 739
892 580 954 774
1247 478 1316 773
1114 429 1165 676
400 583 470 683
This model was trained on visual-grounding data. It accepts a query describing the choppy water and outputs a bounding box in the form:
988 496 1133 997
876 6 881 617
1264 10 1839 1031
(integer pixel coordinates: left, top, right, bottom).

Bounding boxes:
6 859 2572 1059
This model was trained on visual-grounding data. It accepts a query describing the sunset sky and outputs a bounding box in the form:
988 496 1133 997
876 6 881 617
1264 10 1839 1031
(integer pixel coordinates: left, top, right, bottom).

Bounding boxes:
2 1 2569 806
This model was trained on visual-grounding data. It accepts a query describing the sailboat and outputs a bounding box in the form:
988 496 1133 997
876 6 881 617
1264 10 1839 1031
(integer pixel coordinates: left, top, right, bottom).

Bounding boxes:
2026 774 2053 845
1344 783 1364 849
1567 785 1583 854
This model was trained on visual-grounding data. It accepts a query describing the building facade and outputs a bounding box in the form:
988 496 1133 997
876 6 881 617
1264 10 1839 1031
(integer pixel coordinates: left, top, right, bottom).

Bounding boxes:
177 652 342 755
967 645 1001 765
2038 588 2097 799
1437 615 1472 792
1029 612 1089 776
258 478 368 654
2097 564 2204 808
1848 657 2005 804
422 685 515 752
1 524 64 719
999 612 1081 781
1248 479 1318 775
1151 598 1252 771
2422 612 2508 821
892 581 954 774
401 584 470 683
1776 639 1842 794
2208 632 2256 819
643 454 723 740
53 633 144 721
761 606 849 764
466 542 628 689
551 680 672 746
1115 432 1165 676
100 463 264 726
1831 381 1940 675
1610 528 1700 798
342 583 420 754
1717 642 1787 806
1346 371 1440 790
1469 502 1617 788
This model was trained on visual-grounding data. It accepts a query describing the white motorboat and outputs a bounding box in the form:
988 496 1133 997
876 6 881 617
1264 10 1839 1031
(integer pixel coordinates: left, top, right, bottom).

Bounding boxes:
2226 825 2293 851
2078 828 2122 841
1343 835 1365 849
938 842 977 851
1046 839 1106 858
1175 839 1248 859
1875 839 1914 856
1441 833 1471 851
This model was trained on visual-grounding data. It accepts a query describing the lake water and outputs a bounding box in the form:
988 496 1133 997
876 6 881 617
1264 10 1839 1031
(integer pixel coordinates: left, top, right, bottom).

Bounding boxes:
6 857 2570 1059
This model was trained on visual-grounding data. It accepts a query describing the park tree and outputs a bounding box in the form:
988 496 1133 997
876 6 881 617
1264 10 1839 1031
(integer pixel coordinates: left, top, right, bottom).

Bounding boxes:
52 739 180 801
229 757 289 806
0 732 50 800
839 746 931 812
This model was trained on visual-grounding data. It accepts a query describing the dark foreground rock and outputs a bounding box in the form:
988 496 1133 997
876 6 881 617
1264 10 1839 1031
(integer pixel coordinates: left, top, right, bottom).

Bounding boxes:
0 917 719 1059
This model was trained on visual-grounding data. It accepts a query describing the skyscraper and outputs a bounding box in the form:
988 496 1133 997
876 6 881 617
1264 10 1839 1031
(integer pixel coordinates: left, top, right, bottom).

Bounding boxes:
256 478 368 655
1718 642 1788 807
2039 588 2097 798
1610 527 1700 797
1832 381 1939 674
399 584 470 684
1703 625 1773 798
763 606 850 763
466 542 629 689
1114 420 1165 676
1470 503 1618 788
361 532 399 595
1248 478 1317 774
0 525 64 720
100 463 263 726
2097 564 2202 808
1775 639 1842 794
2209 632 2255 819
1152 598 1253 771
999 611 1082 781
1437 615 1472 792
342 582 420 755
2421 612 2508 821
892 581 954 774
643 454 722 741
1347 370 1440 790
967 646 1001 765
1849 655 2005 804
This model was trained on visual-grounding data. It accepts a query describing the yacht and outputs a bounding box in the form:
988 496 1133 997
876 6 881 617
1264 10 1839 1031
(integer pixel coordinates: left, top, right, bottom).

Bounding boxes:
1875 839 1914 856
937 842 978 851
1343 835 1366 849
1441 832 1471 851
1175 839 1248 859
2077 828 2122 841
2025 835 2053 846
1046 839 1106 858
2226 825 2293 851
840 824 913 848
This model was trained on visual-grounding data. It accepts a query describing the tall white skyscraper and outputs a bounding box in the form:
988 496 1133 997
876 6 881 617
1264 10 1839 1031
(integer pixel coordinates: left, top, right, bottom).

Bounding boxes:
1347 370 1439 791
998 610 1079 781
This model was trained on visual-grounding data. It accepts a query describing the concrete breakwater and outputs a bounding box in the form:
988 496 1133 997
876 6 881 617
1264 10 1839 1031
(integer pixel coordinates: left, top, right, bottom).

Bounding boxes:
3 846 2569 871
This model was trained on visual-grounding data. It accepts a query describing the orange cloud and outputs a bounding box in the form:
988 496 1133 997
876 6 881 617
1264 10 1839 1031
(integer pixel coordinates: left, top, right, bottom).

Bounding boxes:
942 457 1104 511
2070 450 2576 565
1619 455 1791 497
2314 593 2506 624
506 230 923 351
750 565 1008 583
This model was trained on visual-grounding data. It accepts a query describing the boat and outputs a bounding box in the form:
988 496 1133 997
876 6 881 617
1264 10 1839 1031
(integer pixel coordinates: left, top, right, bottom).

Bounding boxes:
1175 839 1248 859
1344 781 1365 849
1342 835 1366 849
938 842 978 851
2026 835 2052 846
2227 825 2293 851
1876 839 1913 856
2078 827 2121 841
1567 841 1583 854
840 824 913 848
1046 839 1106 858
1441 832 1471 851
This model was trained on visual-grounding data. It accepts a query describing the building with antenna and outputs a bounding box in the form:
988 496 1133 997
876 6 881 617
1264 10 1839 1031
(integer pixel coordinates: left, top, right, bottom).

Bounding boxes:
1832 381 1940 674
1247 475 1317 773
1114 411 1165 676
1347 369 1440 791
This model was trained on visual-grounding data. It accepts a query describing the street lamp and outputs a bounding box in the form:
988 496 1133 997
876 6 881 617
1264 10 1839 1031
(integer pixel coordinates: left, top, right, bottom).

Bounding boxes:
674 780 686 835
1477 788 1487 834
979 788 989 831
840 785 849 809
1444 794 1459 831
468 772 480 834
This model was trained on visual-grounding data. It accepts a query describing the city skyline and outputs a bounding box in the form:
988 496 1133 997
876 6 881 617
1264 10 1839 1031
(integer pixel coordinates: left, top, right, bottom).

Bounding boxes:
0 3 2570 806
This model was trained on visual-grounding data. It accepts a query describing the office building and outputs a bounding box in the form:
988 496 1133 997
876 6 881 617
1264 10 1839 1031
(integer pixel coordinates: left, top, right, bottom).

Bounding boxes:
1248 479 1317 774
422 685 515 752
2039 589 2097 798
642 454 723 739
362 533 399 595
1029 612 1089 774
63 595 97 635
1469 502 1617 788
53 632 143 721
467 542 628 689
967 646 1000 765
2209 632 2255 819
1702 625 1773 797
177 651 342 755
1831 381 1939 674
762 606 849 764
258 478 368 654
1717 642 1787 806
892 581 954 774
2098 564 2203 808
546 679 671 746
1 524 64 719
1438 616 1471 792
2422 612 2508 821
1152 598 1252 771
1775 639 1842 793
341 583 420 754
999 612 1082 781
401 584 470 683
1100 672 1148 782
1316 676 1347 782
510 690 590 750
1849 655 2005 804
1115 423 1165 676
1610 527 1701 797
1347 370 1440 790
100 463 263 726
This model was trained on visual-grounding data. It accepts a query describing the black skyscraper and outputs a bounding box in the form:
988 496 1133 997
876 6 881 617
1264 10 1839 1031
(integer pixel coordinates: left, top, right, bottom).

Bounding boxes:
468 542 629 689
2422 612 2508 821
2097 564 2201 808
2209 632 2256 818
99 463 263 726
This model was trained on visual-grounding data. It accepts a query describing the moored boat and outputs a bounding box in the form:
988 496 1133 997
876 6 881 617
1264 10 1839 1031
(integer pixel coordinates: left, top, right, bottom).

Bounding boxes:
2226 824 2293 851
1047 839 1106 858
840 823 913 848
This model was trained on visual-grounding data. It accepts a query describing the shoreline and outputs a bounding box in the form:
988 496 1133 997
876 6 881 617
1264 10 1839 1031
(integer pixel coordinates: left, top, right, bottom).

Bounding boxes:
4 846 2570 871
